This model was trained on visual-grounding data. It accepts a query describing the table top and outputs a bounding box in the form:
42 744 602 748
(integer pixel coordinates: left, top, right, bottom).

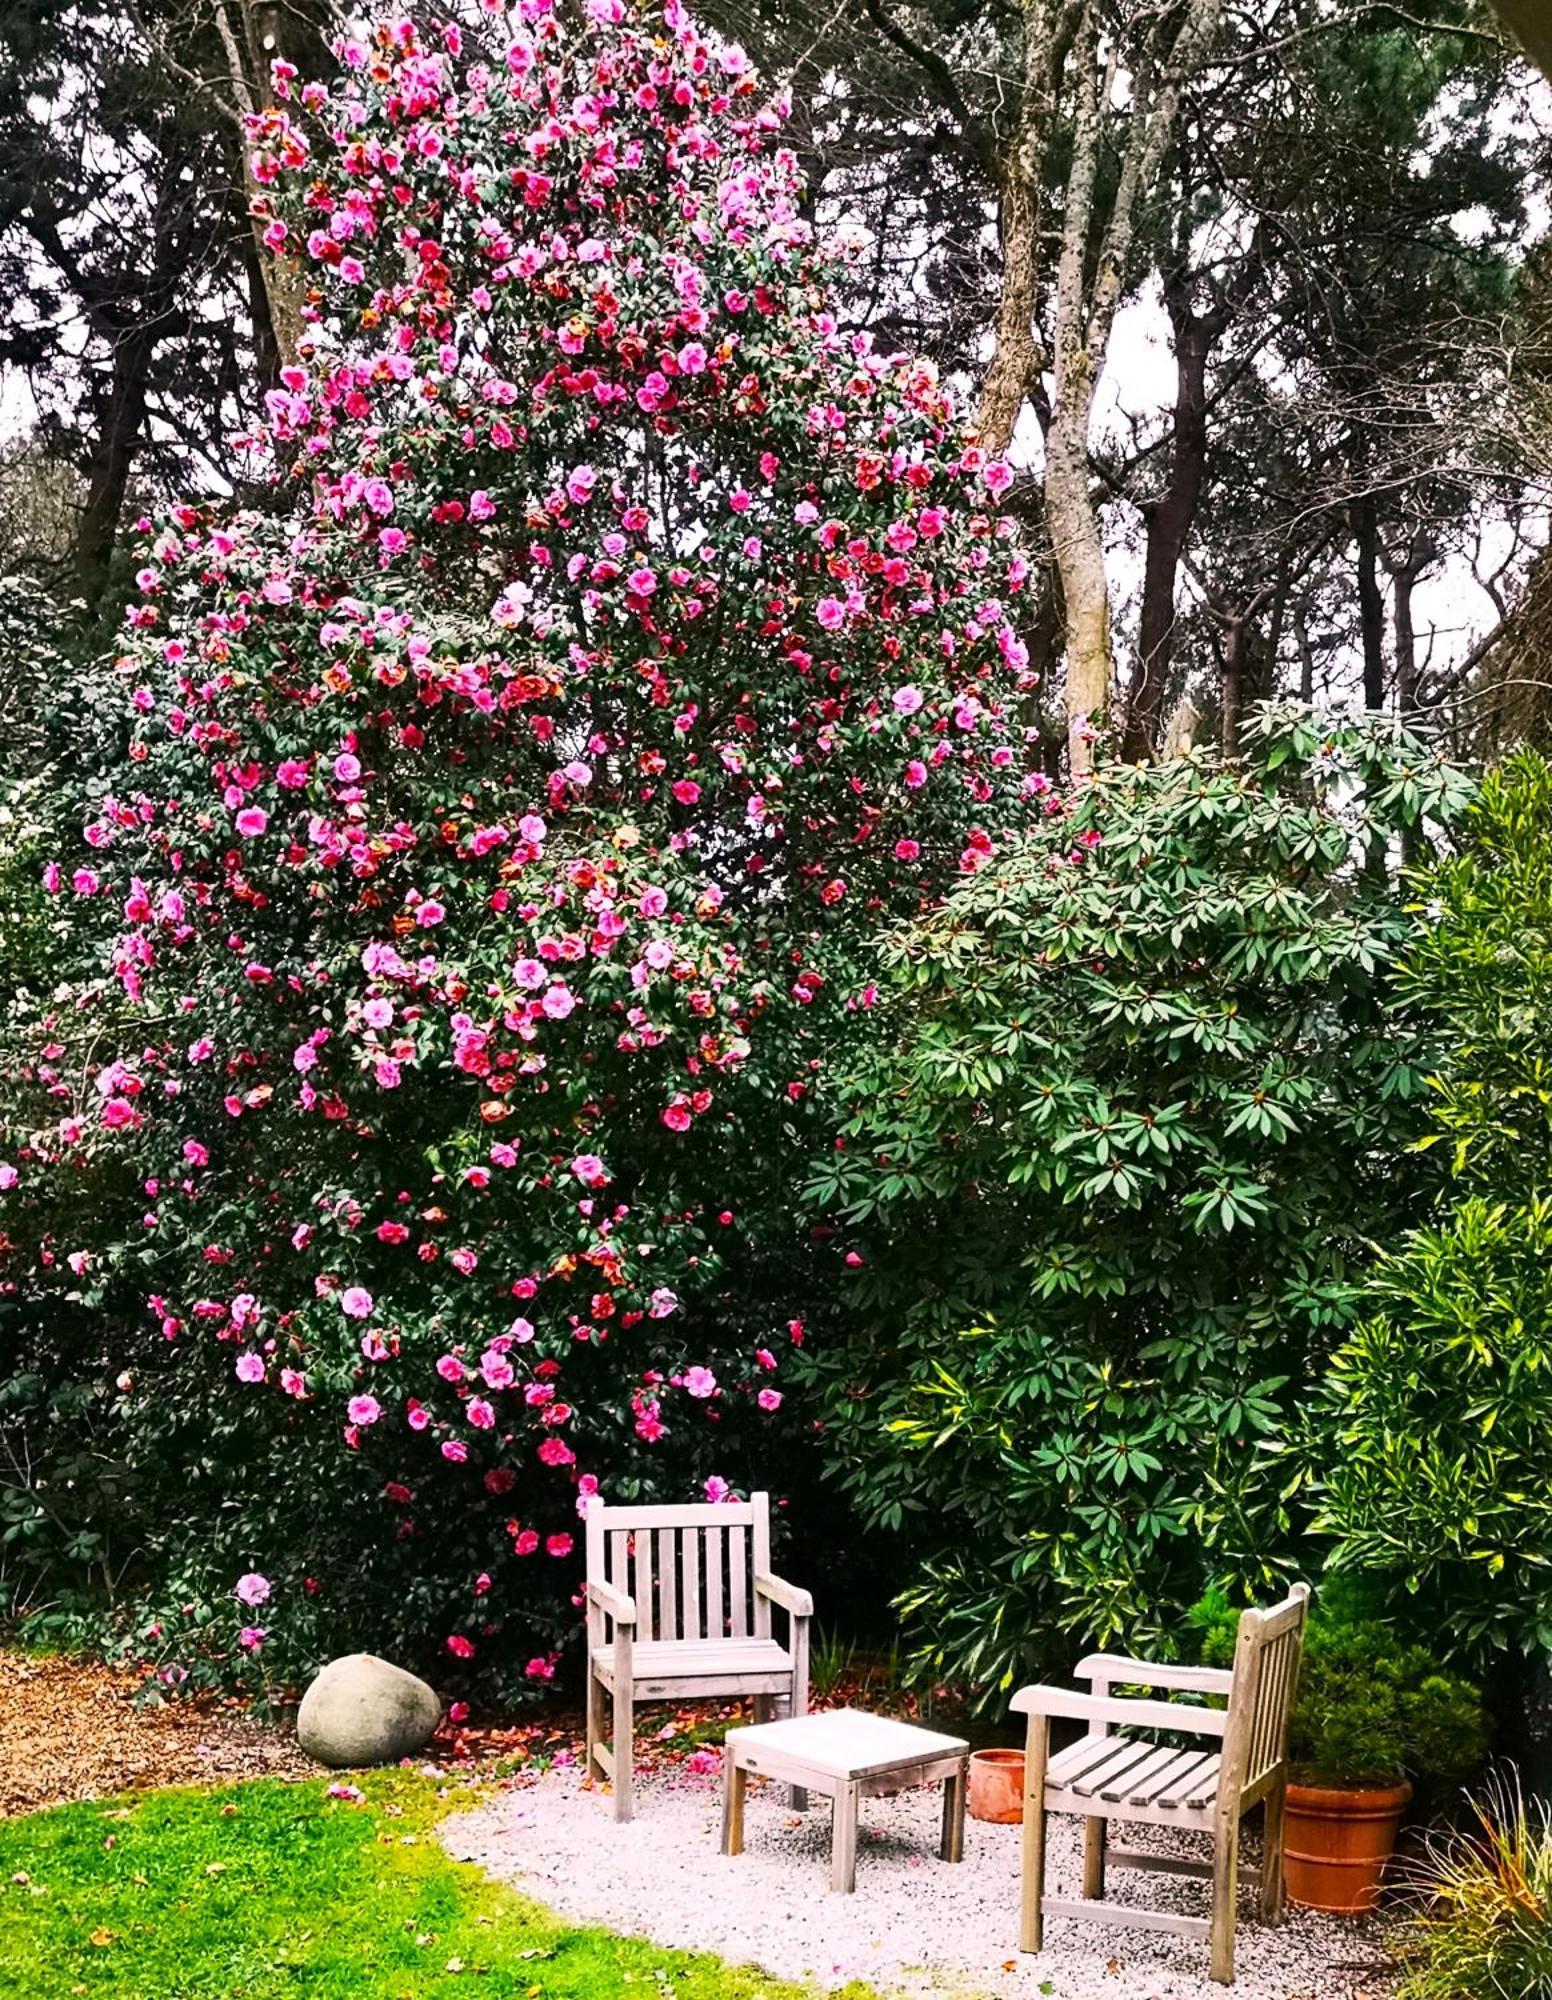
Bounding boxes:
725 1706 970 1780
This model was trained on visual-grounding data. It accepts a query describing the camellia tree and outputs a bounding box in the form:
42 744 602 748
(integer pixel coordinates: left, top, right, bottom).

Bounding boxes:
0 0 1043 1694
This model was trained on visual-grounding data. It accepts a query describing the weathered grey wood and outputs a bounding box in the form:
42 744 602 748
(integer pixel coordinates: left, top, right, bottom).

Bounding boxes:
680 1527 702 1639
657 1529 678 1641
721 1708 969 1892
832 1780 859 1893
728 1523 748 1635
1020 1711 1050 1953
612 1618 634 1823
1042 1896 1209 1940
583 1493 815 1818
1012 1584 1309 1985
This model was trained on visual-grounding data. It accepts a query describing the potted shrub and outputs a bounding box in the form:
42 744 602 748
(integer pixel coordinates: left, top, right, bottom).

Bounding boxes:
1191 1590 1486 1913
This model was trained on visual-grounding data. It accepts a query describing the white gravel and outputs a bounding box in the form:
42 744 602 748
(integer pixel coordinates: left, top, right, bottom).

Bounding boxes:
443 1763 1397 1999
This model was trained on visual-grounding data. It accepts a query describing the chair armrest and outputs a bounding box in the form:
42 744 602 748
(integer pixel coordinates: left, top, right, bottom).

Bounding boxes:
587 1579 637 1625
755 1571 814 1618
1075 1654 1234 1697
1010 1684 1227 1736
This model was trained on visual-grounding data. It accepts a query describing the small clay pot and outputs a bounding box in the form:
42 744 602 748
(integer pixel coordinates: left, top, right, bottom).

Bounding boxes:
968 1747 1025 1824
1284 1779 1413 1913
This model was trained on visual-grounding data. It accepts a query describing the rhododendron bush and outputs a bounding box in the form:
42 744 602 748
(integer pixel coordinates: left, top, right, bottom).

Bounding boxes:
0 0 1044 1692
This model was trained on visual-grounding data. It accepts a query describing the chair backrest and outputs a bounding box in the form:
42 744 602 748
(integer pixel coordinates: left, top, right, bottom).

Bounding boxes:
1224 1582 1310 1800
584 1492 772 1643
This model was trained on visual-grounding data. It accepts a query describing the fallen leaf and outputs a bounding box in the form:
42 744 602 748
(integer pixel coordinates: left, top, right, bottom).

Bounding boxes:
89 1928 117 1948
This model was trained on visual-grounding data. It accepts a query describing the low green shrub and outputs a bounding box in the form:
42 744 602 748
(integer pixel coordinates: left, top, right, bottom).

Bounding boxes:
1190 1585 1487 1790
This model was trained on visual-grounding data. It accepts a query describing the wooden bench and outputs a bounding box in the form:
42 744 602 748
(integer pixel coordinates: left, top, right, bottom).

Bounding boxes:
583 1491 813 1822
1013 1583 1309 1985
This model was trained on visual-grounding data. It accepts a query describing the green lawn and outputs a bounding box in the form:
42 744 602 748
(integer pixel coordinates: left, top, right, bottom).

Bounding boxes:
0 1772 877 1999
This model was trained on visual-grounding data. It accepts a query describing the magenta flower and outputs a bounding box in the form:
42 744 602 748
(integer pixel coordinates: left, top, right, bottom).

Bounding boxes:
235 808 268 837
234 1572 270 1608
234 1353 265 1384
347 1394 380 1426
684 1366 718 1399
340 1287 374 1319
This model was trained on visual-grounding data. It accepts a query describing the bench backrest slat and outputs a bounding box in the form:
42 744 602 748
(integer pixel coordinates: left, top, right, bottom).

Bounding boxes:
585 1493 770 1643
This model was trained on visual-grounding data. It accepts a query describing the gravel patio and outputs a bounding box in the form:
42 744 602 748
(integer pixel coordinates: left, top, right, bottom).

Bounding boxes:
445 1764 1397 2000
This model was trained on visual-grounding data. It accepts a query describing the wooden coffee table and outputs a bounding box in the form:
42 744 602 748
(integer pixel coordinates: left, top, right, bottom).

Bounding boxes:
720 1706 970 1893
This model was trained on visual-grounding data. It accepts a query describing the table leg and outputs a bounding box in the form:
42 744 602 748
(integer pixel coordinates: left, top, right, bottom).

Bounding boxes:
721 1754 746 1857
831 1780 859 1893
940 1762 967 1862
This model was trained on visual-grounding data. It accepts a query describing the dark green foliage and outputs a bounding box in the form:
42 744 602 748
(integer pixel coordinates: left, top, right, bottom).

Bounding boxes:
801 707 1473 1703
1321 751 1552 1663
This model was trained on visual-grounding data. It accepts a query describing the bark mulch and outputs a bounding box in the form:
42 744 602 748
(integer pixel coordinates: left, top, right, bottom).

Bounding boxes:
0 1648 313 1818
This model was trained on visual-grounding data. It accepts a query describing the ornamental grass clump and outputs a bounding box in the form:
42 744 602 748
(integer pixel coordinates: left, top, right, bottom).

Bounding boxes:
1396 1772 1552 2000
0 0 1044 1695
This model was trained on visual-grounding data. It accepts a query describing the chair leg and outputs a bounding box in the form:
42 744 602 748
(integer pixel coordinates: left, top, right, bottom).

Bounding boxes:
1083 1814 1107 1899
1019 1714 1050 1954
1209 1813 1239 1985
1261 1783 1287 1925
585 1665 607 1783
940 1763 966 1862
612 1681 634 1823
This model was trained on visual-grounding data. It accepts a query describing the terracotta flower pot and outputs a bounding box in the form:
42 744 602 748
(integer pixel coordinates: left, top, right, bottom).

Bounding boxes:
1283 1778 1413 1913
968 1747 1025 1824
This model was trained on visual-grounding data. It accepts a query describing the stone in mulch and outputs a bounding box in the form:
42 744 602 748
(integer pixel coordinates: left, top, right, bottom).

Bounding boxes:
446 1765 1397 2000
0 1649 313 1816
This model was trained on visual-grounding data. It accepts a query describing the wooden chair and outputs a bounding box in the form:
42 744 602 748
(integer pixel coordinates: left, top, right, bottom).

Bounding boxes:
583 1491 813 1821
1012 1583 1309 1986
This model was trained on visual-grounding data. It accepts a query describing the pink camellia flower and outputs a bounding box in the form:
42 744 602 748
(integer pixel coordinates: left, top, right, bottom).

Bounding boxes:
236 807 268 837
671 779 701 805
704 1475 731 1504
525 1655 556 1680
541 985 575 1019
648 1287 678 1318
447 1633 475 1659
565 464 596 506
662 1099 692 1132
895 838 920 862
757 1388 783 1412
276 758 310 788
571 1153 606 1185
0 1164 16 1191
416 900 446 927
340 1287 374 1319
513 1529 540 1556
683 1366 718 1399
238 1626 266 1653
816 596 846 631
441 1439 469 1464
333 752 361 783
235 1353 265 1384
437 1355 465 1383
546 1532 573 1558
347 1394 380 1426
481 1350 514 1390
891 684 924 714
183 1139 209 1166
280 1368 307 1398
235 1572 271 1607
467 1397 495 1430
676 341 708 374
905 760 928 788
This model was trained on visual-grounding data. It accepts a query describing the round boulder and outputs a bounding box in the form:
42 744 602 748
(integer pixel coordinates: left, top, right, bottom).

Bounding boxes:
296 1653 441 1768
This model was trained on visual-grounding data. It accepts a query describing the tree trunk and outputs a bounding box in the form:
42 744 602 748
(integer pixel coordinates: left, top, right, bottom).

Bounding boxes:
976 166 1041 457
1353 501 1387 710
1123 296 1222 760
76 327 156 607
1219 615 1248 754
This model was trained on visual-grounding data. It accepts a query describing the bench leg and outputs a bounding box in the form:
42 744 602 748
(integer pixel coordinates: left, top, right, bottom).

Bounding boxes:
585 1664 607 1783
940 1763 966 1862
1084 1814 1107 1898
721 1756 746 1856
1210 1812 1239 1984
1262 1782 1287 1925
831 1779 859 1893
1019 1715 1049 1953
612 1681 634 1823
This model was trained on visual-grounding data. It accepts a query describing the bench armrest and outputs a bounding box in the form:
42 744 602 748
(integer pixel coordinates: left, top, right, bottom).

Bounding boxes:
1075 1654 1233 1697
587 1579 637 1625
755 1571 814 1619
1010 1684 1227 1736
